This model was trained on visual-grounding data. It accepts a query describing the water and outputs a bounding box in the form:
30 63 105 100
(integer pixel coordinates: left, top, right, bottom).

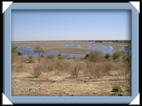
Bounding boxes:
85 44 115 55
16 44 116 58
61 52 85 59
16 47 85 58
16 47 36 57
17 47 60 57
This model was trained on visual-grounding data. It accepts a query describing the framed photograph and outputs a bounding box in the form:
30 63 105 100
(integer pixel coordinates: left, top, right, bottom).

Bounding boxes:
3 2 139 104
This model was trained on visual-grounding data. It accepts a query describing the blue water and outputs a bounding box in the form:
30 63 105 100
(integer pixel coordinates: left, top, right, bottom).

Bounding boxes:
85 45 115 55
16 44 118 58
16 47 85 58
61 52 85 59
17 47 60 57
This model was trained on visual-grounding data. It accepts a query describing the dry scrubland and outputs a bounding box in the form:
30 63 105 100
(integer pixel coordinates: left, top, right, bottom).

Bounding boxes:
12 41 131 96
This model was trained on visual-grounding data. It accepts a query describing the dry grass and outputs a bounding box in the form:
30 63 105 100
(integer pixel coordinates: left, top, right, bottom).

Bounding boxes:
12 55 131 96
12 41 131 96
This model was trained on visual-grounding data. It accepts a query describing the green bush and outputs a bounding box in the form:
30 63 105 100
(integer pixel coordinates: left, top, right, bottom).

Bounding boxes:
17 51 22 56
105 54 110 59
84 51 105 62
84 51 96 62
12 47 22 56
112 85 122 93
122 54 130 62
112 51 121 60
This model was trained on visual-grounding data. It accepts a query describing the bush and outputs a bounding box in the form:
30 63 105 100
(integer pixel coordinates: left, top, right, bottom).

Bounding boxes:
112 85 122 93
17 51 22 56
84 51 105 62
112 51 121 60
105 54 110 59
12 47 23 56
122 54 130 62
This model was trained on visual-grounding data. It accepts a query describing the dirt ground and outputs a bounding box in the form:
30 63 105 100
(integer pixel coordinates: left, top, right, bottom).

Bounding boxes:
12 62 130 96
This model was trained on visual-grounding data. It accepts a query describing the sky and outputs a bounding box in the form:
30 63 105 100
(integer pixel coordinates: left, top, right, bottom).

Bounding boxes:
12 10 131 41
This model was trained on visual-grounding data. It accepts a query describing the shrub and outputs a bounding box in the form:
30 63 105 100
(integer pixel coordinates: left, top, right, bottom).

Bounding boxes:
122 54 130 62
12 47 22 56
105 54 110 59
17 51 22 56
84 51 105 62
112 51 121 60
112 85 122 96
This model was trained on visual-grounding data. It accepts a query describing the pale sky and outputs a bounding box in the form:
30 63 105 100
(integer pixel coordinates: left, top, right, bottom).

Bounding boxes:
12 10 131 41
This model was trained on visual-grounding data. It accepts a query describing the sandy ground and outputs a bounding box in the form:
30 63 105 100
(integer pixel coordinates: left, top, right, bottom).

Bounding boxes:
12 68 130 96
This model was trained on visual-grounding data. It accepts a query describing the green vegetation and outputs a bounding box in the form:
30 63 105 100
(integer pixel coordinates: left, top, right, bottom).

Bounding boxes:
122 54 130 62
17 51 22 56
84 51 106 62
112 85 123 96
105 54 111 60
112 50 122 60
12 47 23 56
